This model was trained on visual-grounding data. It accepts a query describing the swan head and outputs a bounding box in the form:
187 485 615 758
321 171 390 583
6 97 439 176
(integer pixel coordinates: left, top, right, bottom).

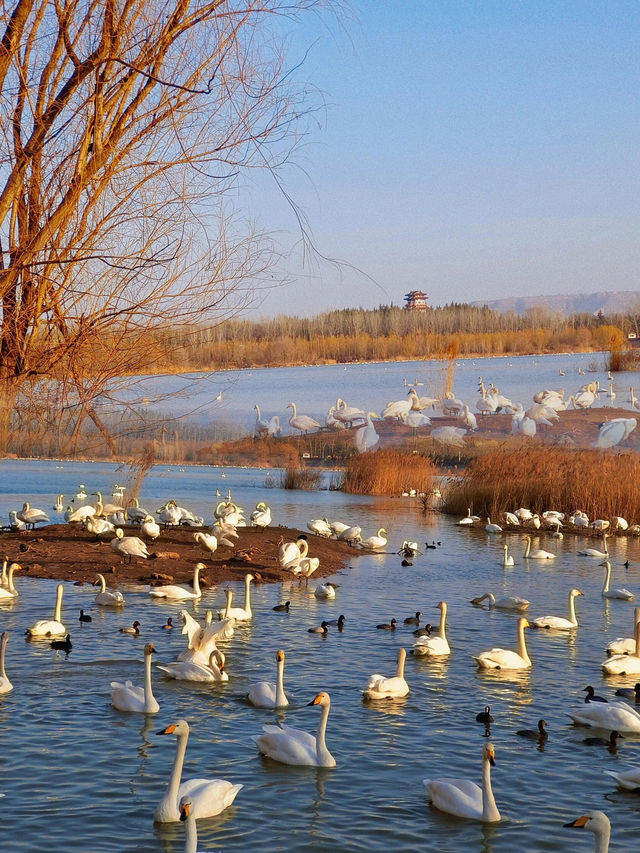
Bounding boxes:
483 742 496 766
564 811 610 835
307 691 330 708
179 797 192 822
519 618 530 630
194 562 206 573
245 573 255 582
157 718 189 737
570 588 584 598
93 574 106 587
144 643 155 656
276 649 285 663
115 528 124 540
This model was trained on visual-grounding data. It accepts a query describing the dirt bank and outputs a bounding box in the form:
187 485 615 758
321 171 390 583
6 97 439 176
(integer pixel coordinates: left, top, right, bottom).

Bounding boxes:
1 524 360 587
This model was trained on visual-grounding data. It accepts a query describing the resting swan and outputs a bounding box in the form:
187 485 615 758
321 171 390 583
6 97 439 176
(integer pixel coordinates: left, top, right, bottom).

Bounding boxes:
0 632 12 694
216 574 253 620
360 528 387 551
252 691 336 767
606 608 640 655
111 643 159 713
0 563 21 601
601 561 634 600
363 648 410 699
424 742 500 822
569 700 640 733
149 563 204 600
27 583 66 637
602 623 640 676
247 649 289 708
413 601 450 657
532 588 584 630
474 617 531 670
578 533 608 558
155 719 243 822
94 573 125 606
523 536 555 560
157 649 228 682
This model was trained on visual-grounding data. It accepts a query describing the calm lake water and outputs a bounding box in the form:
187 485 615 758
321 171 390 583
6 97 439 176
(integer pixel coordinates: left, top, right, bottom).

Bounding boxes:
113 350 640 432
0 458 639 851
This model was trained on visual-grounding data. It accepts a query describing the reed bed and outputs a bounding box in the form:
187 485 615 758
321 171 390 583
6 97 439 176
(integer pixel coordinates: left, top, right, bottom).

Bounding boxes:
443 445 640 522
341 450 436 496
279 466 323 490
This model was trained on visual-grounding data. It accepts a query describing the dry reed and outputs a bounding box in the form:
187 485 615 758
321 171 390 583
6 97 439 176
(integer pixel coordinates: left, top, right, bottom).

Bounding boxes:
279 466 323 490
341 449 436 496
444 446 640 521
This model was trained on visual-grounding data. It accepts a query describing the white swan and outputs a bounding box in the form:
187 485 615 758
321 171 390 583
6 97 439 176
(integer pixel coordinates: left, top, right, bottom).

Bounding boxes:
155 719 243 822
382 398 412 421
569 700 640 733
254 404 270 436
474 617 531 670
149 563 204 600
0 563 21 601
578 533 609 558
307 518 332 537
252 691 336 767
157 649 228 683
250 502 272 528
111 643 159 713
601 561 634 600
363 648 410 699
458 508 479 526
216 574 253 620
532 588 583 630
605 765 640 790
502 545 514 566
484 517 502 534
281 539 310 574
424 742 500 822
27 583 66 636
0 632 12 694
314 582 337 599
141 514 160 541
178 797 200 853
247 649 289 708
193 531 217 556
413 601 450 657
353 412 380 453
606 607 640 655
430 426 466 447
17 501 49 529
602 623 640 676
471 592 530 612
287 402 321 434
564 811 610 853
110 528 149 562
360 527 387 551
278 537 307 569
94 573 125 606
177 612 235 666
523 536 555 559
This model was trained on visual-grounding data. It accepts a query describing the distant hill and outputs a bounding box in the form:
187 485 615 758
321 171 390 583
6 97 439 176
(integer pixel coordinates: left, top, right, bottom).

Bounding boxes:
471 290 640 316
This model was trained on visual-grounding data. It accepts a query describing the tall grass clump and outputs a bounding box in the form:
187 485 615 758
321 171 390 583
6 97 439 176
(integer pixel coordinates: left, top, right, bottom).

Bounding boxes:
444 446 640 521
341 450 436 496
280 466 323 490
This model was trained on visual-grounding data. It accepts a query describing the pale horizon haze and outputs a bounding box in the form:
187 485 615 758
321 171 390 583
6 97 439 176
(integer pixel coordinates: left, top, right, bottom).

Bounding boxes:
235 1 640 318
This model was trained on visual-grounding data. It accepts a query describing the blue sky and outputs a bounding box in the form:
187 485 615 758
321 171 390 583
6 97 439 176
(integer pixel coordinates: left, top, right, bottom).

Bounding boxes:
238 1 640 317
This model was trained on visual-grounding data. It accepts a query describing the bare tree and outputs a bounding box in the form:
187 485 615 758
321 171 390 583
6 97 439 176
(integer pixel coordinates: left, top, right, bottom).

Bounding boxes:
0 0 328 451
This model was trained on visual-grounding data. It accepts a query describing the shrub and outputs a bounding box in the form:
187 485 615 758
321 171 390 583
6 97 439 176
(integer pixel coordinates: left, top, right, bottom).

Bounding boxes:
341 449 436 496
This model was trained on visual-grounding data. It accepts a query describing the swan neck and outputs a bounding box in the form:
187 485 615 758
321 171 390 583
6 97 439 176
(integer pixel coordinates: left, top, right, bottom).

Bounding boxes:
481 754 500 821
568 593 577 625
144 650 156 711
438 604 447 639
184 811 198 853
0 634 6 680
99 574 106 592
7 566 17 595
524 538 530 557
635 623 640 657
603 563 611 594
315 701 332 766
275 657 286 706
396 650 406 678
54 585 63 622
192 566 201 597
224 589 232 618
166 731 188 807
518 621 531 665
243 575 252 614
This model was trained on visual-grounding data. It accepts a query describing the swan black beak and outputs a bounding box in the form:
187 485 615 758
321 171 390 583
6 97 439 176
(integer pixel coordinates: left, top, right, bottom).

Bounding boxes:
489 754 495 766
564 815 588 828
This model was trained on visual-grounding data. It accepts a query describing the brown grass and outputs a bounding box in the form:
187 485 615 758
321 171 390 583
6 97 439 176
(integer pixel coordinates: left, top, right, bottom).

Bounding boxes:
280 466 323 490
341 449 436 496
609 348 640 372
443 445 640 521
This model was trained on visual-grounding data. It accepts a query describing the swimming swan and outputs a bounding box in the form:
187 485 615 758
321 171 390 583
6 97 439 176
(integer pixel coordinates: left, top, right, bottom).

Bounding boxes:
532 588 584 630
578 533 609 559
568 700 640 733
157 649 228 683
363 648 410 699
564 811 610 853
247 649 289 708
94 573 125 606
602 623 640 676
606 608 640 655
471 592 530 612
601 561 634 600
252 691 336 767
413 601 450 657
111 643 159 713
474 617 531 670
27 583 66 637
424 742 500 822
502 545 514 566
0 632 12 693
523 536 555 559
0 563 21 601
216 574 253 620
149 563 204 600
154 719 243 822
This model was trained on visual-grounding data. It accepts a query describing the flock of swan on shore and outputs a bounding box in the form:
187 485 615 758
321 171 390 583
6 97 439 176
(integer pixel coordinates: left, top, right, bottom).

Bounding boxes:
3 485 639 850
252 373 639 453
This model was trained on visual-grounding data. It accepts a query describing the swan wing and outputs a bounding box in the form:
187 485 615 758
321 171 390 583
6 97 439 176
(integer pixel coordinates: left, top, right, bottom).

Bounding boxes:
413 636 450 656
474 649 529 669
532 616 574 630
604 768 640 790
602 655 640 675
253 728 318 765
157 662 214 682
569 702 640 732
110 682 145 711
247 681 277 707
178 779 243 819
424 778 482 819
364 676 409 698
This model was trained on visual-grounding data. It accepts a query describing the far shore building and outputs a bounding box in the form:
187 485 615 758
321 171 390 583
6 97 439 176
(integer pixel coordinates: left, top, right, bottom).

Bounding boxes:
404 290 430 311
